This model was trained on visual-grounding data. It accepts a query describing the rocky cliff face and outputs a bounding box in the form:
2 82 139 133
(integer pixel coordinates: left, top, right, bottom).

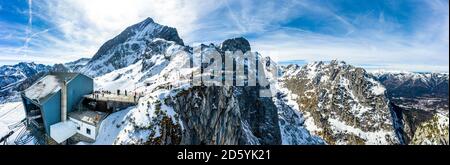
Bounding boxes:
410 113 449 145
220 37 251 53
281 61 401 144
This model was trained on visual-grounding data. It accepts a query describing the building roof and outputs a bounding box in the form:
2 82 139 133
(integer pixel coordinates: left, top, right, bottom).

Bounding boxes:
68 110 108 126
50 121 78 143
22 72 82 104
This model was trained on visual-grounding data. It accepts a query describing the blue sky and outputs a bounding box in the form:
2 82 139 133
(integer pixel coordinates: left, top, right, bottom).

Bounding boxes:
0 0 448 72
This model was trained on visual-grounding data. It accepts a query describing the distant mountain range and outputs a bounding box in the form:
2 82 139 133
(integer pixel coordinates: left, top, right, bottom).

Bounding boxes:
0 17 447 145
372 71 449 144
0 62 51 103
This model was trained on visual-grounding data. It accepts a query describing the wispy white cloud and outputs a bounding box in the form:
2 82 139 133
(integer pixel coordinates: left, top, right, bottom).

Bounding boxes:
21 0 33 56
0 0 448 72
7 0 227 64
248 1 449 72
252 29 449 72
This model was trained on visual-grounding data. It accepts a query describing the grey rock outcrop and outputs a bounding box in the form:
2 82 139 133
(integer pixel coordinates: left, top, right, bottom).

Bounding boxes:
220 37 251 53
168 85 281 145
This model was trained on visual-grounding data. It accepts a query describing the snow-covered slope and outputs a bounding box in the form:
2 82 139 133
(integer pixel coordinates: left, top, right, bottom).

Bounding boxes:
0 102 29 145
64 58 90 72
273 81 325 144
371 71 448 98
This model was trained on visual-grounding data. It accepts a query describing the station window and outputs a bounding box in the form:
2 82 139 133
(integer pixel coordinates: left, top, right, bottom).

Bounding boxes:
86 128 91 135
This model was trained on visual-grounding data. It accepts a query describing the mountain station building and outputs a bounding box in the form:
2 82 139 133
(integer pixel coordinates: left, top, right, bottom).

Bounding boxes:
21 72 96 144
20 72 138 144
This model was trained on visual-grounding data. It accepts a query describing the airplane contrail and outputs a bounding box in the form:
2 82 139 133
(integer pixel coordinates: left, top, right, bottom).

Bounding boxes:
23 0 33 56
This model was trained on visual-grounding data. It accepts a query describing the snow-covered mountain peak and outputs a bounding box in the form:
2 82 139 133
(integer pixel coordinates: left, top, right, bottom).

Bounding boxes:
80 17 186 77
124 17 184 46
